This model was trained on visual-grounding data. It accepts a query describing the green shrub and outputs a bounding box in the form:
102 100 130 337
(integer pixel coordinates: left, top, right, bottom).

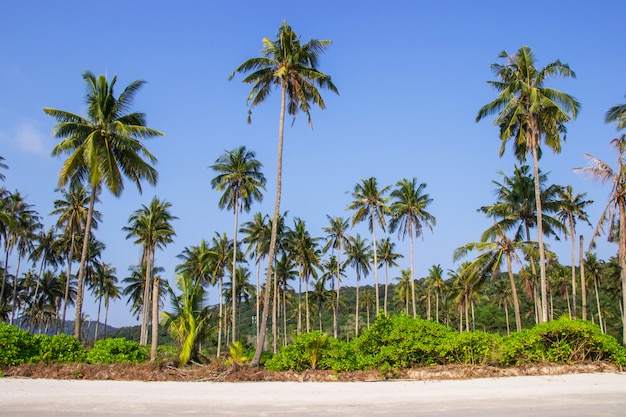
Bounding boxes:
265 331 335 371
0 323 38 366
86 338 148 364
500 318 626 366
33 334 86 363
440 331 502 365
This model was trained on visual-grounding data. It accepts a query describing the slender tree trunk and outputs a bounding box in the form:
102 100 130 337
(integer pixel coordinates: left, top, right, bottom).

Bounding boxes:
334 243 341 339
620 203 626 346
409 232 417 318
531 135 549 323
272 268 278 353
506 253 522 332
593 275 604 333
61 233 75 334
104 297 109 339
74 188 97 340
255 252 261 340
384 263 389 315
150 271 160 361
580 236 587 321
251 84 286 367
94 296 102 341
504 301 510 336
140 248 152 345
10 255 22 325
217 275 223 357
231 202 239 343
426 289 431 320
355 274 360 337
371 210 380 315
305 276 310 333
569 217 577 318
297 273 302 334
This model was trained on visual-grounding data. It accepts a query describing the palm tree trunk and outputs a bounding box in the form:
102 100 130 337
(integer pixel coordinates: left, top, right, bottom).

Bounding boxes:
217 275 223 357
10 255 23 325
104 297 109 339
305 276 310 333
504 301 510 336
251 83 286 367
580 236 587 321
255 252 261 339
569 217 577 318
371 209 380 314
74 189 97 340
150 272 160 361
61 233 75 334
334 243 341 339
355 274 360 337
384 263 389 315
272 268 278 353
231 202 239 343
620 203 626 345
297 273 302 334
593 275 604 333
140 248 152 345
409 232 417 318
94 296 102 341
531 143 549 323
506 253 522 332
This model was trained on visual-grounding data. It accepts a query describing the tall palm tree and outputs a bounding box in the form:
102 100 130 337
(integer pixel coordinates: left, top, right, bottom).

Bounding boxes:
122 264 165 321
575 136 626 344
348 177 391 315
494 278 513 336
90 262 118 341
481 165 564 318
230 21 338 366
345 234 372 337
209 232 232 356
556 185 592 318
377 238 403 315
175 240 216 287
123 197 176 360
394 269 412 315
286 217 320 333
50 183 99 331
389 177 435 318
584 253 606 332
477 46 580 323
605 95 626 130
44 71 164 339
240 212 271 338
29 227 62 314
322 215 349 338
427 264 445 323
210 146 265 342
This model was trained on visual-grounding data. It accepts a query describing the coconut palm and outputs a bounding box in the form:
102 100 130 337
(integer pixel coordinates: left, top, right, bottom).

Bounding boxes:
377 238 403 315
389 178 435 318
240 212 271 338
394 269 412 314
209 232 232 356
584 253 606 332
426 264 445 323
210 146 265 342
90 262 118 341
322 215 350 338
230 21 338 366
50 183 100 330
477 46 580 323
481 165 564 318
574 136 626 344
175 240 216 287
123 197 176 360
122 264 165 322
494 278 513 336
606 95 626 130
556 185 592 318
345 234 372 337
348 177 391 315
286 217 320 333
44 71 163 339
162 273 213 365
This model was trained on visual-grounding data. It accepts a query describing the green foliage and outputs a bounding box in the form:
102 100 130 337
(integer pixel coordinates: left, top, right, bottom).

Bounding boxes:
499 318 626 366
86 338 148 364
33 334 86 363
227 342 249 366
439 331 501 365
0 323 39 366
266 331 337 371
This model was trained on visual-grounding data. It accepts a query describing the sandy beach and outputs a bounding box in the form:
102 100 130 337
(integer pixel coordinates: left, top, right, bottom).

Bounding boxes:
1 372 625 416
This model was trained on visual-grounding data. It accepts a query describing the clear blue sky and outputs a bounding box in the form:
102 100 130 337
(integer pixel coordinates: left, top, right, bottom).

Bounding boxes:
1 0 624 327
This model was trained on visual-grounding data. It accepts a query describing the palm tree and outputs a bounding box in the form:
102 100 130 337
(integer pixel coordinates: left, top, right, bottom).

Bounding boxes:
494 278 513 336
44 71 164 339
90 262 118 341
377 238 403 315
123 197 176 360
360 288 375 328
322 215 349 338
389 177 435 318
394 269 412 314
454 222 529 332
122 264 164 321
481 165 564 318
477 46 580 323
240 212 271 338
556 185 592 318
584 253 606 332
286 217 320 333
606 95 626 130
345 234 372 337
210 146 265 342
230 21 338 366
162 273 213 365
50 183 99 331
427 264 445 323
574 136 626 344
175 240 216 287
348 177 391 315
209 232 232 356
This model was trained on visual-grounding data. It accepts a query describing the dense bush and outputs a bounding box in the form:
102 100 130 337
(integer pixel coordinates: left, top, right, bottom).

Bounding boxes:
265 315 626 373
33 334 86 363
0 323 39 366
86 338 148 364
500 317 626 366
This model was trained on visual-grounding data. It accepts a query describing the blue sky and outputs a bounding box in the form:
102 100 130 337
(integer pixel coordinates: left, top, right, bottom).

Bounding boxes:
1 0 624 327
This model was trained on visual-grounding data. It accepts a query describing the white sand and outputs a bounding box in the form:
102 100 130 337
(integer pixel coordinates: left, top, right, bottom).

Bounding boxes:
1 372 625 416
